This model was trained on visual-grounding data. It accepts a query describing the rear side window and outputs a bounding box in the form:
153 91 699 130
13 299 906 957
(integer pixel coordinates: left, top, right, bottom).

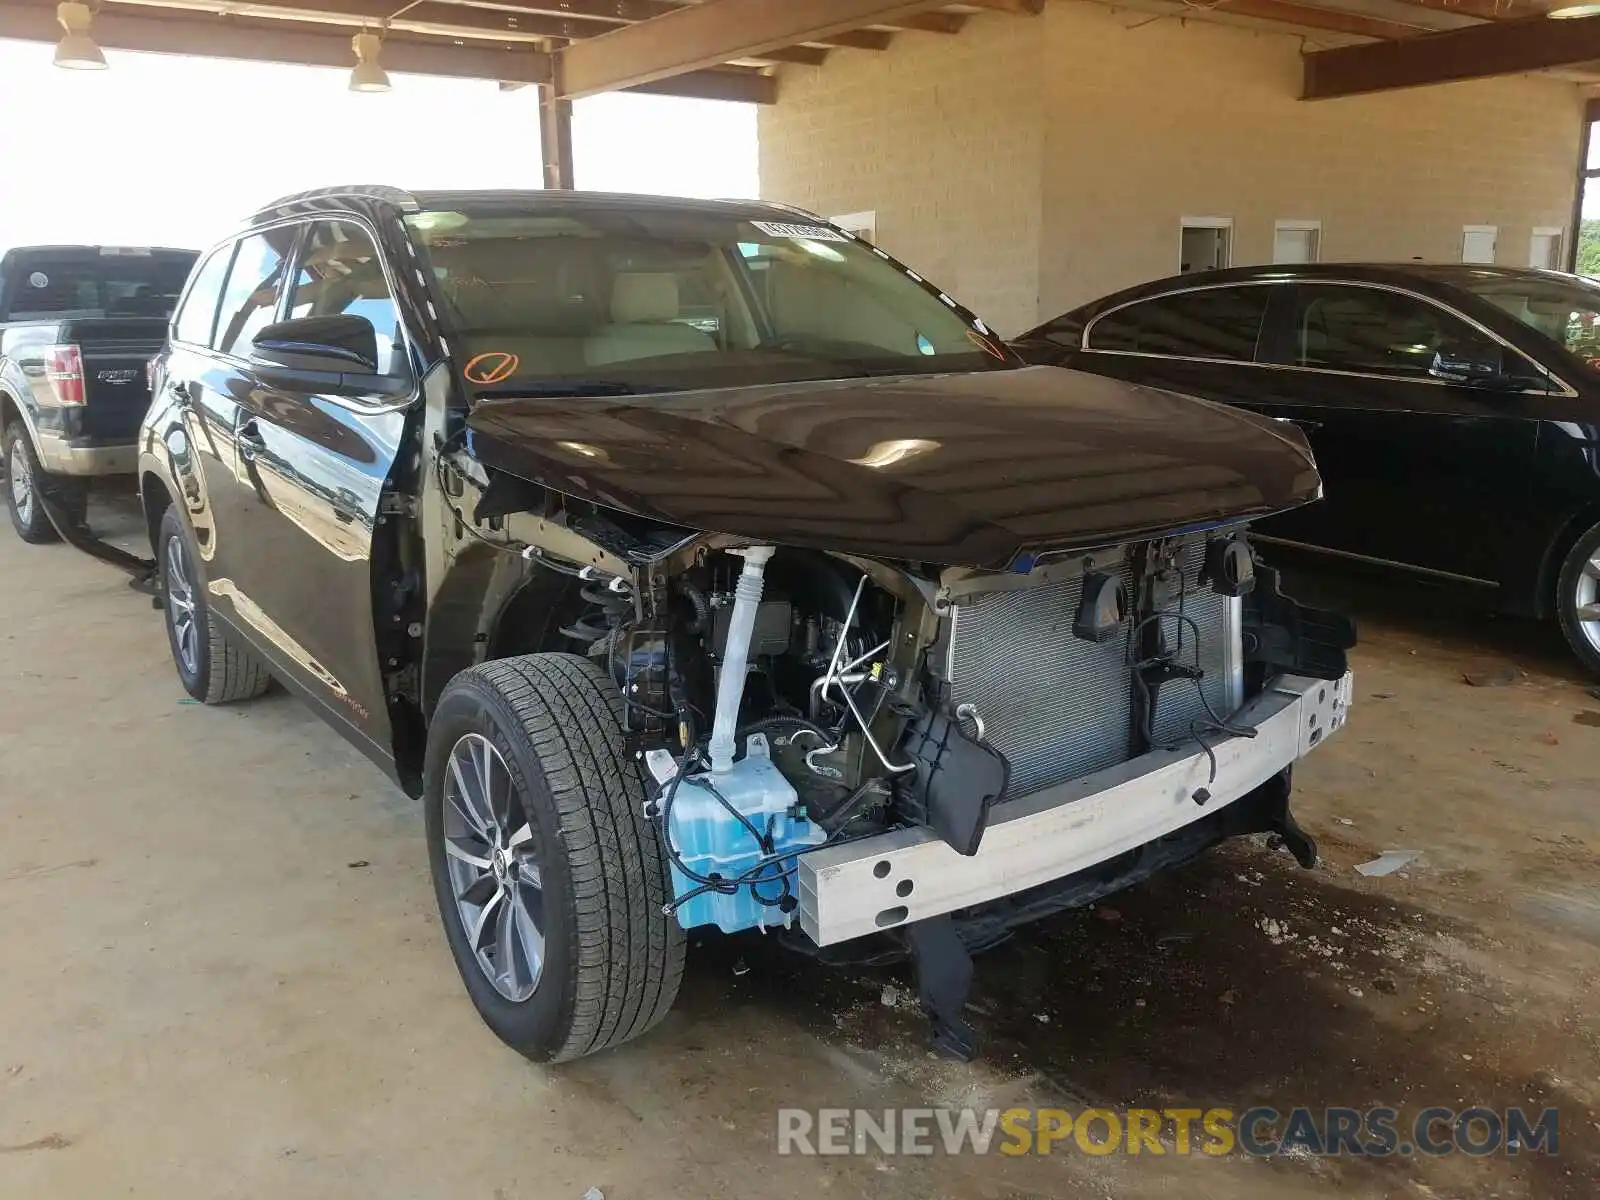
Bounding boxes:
214 228 295 358
288 221 404 375
1087 286 1271 361
5 253 195 320
172 247 233 347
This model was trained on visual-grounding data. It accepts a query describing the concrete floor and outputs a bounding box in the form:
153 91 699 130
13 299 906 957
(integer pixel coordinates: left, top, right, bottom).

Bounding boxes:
1 498 1597 1199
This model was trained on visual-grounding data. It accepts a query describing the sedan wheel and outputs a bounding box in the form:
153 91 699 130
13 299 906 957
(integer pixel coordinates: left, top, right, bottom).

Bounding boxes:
1556 519 1600 677
440 732 546 1003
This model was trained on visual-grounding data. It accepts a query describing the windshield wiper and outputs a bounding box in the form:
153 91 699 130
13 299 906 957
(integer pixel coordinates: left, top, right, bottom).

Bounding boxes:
470 379 666 399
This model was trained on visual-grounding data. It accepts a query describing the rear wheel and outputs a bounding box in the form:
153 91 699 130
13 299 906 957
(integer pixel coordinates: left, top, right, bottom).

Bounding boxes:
158 506 272 703
3 423 83 544
424 653 684 1062
1557 519 1600 677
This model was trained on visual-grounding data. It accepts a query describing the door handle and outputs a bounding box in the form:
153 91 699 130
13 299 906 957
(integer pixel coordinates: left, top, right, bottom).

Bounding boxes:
237 418 265 461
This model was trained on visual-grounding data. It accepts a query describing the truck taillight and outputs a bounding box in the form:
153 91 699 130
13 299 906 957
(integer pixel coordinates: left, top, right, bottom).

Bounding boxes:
44 344 86 407
146 356 158 392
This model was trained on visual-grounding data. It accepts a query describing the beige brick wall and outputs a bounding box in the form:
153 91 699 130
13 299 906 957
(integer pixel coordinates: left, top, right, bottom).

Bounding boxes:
758 1 1585 337
757 13 1046 337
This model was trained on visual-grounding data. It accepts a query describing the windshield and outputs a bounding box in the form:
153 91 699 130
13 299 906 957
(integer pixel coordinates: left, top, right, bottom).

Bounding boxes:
1461 274 1600 371
402 206 1011 392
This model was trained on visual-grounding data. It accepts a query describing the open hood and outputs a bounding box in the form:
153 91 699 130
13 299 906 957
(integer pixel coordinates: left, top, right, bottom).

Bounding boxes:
464 365 1320 570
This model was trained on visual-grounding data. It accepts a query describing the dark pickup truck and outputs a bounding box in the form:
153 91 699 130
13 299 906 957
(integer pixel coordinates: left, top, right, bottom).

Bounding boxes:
0 244 197 542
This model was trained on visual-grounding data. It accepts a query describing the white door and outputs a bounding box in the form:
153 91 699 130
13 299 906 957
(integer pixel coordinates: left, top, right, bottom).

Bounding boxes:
1273 223 1321 264
1179 220 1232 273
1530 228 1563 270
1461 226 1497 264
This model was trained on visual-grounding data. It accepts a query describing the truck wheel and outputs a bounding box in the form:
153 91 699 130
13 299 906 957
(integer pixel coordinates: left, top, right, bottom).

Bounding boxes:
424 653 685 1062
3 422 83 544
1558 518 1600 678
158 506 272 704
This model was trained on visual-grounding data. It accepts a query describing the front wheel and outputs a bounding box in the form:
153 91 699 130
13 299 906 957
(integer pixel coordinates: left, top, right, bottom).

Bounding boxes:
424 654 684 1063
157 506 272 703
1557 518 1600 677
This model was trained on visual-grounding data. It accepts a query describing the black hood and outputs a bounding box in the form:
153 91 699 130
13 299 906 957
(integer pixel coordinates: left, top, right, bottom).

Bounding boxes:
464 365 1320 569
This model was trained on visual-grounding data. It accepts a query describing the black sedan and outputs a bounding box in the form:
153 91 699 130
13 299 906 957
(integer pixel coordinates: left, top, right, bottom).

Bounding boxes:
1015 263 1600 674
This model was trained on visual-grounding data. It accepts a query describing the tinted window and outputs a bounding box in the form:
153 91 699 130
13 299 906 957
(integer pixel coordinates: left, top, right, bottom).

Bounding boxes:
1460 275 1600 372
1087 286 1269 361
288 221 404 375
172 246 233 347
1293 285 1499 379
214 228 294 357
6 253 196 319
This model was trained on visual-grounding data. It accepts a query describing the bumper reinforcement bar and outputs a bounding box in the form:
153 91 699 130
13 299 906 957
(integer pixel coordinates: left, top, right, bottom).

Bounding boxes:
798 671 1353 946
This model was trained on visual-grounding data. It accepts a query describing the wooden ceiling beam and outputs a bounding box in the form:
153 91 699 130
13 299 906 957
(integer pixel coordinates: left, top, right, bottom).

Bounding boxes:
557 0 943 94
958 0 1046 13
1382 0 1525 22
110 0 833 66
881 11 968 32
106 0 602 43
807 28 896 49
1304 11 1600 98
625 66 776 102
0 2 553 79
1215 0 1430 41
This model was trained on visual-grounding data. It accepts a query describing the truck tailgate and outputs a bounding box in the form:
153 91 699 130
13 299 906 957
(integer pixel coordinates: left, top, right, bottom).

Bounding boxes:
60 318 167 441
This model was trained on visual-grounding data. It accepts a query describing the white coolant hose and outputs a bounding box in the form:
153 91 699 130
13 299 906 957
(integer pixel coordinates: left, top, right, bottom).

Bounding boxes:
708 545 776 775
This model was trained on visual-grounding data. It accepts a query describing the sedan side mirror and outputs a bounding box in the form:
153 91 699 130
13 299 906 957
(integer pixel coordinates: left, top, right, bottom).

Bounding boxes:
1429 340 1516 389
252 314 379 375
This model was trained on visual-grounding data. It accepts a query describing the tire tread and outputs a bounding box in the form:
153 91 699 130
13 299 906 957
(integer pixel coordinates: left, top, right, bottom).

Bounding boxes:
467 653 684 1060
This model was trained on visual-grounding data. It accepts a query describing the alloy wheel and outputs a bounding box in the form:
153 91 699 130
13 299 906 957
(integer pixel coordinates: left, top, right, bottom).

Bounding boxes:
441 733 546 1002
9 439 33 525
165 535 200 676
1573 551 1600 655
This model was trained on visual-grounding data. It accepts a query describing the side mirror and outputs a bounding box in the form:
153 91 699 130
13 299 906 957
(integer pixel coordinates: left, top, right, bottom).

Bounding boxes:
252 314 378 375
1429 340 1515 389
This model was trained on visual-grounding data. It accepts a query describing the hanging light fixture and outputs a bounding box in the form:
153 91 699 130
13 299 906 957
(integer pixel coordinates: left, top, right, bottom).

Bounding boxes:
349 30 391 92
54 2 107 71
1549 2 1600 16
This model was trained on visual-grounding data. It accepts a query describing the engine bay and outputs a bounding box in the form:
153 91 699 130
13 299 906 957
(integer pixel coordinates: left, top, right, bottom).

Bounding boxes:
502 527 1350 939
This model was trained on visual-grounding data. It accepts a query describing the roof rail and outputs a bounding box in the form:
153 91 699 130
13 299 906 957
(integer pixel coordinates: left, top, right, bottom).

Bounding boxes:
248 184 420 222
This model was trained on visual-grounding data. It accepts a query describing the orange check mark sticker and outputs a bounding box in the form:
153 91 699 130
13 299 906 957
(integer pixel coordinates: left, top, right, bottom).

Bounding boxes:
464 351 520 385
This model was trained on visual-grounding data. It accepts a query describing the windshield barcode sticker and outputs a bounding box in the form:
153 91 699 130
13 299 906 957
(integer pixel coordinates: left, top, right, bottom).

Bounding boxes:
751 221 849 242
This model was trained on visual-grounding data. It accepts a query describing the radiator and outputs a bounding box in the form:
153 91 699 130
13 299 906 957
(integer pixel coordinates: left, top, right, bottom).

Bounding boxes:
946 540 1241 799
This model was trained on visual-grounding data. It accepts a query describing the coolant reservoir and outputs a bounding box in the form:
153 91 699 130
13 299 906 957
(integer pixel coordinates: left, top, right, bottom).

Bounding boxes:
667 734 826 932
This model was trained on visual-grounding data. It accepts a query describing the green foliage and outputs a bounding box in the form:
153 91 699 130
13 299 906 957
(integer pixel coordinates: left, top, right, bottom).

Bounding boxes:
1576 219 1600 277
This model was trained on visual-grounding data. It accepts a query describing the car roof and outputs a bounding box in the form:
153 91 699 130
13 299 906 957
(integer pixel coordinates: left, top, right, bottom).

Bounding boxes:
1021 262 1581 338
245 185 822 229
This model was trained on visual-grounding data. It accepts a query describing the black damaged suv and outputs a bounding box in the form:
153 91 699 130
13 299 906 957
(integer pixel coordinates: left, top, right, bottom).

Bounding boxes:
137 187 1353 1062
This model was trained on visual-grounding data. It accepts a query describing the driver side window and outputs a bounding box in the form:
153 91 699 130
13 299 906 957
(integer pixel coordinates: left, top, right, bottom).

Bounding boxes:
289 220 405 376
1292 285 1510 381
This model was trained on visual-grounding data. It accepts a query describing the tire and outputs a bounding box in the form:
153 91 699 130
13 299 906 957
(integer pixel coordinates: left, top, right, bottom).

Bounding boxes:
1557 518 1600 677
157 505 272 704
424 653 685 1063
4 422 84 544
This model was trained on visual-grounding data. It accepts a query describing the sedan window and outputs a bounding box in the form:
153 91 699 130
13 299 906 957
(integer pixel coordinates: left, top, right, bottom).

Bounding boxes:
1292 285 1496 379
1086 286 1270 361
1461 276 1600 372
